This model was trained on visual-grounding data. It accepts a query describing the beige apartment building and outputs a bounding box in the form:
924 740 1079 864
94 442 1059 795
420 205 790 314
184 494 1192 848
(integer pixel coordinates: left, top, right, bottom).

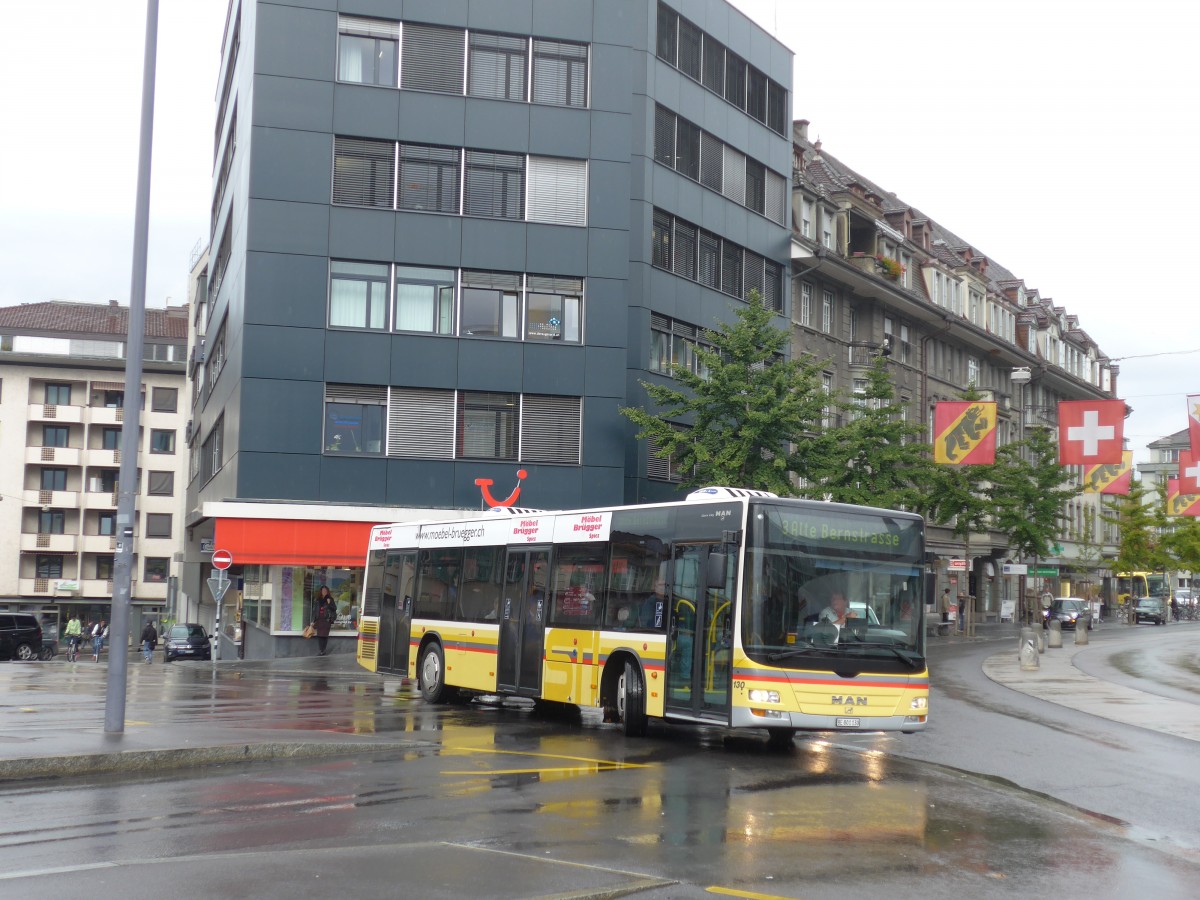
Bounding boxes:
0 300 188 642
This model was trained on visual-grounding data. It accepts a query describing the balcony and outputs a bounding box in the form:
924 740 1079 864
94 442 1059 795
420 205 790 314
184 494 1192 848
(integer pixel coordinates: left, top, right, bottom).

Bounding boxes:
19 578 82 596
26 446 82 466
80 533 119 554
82 489 119 509
19 532 78 553
87 406 125 427
28 403 84 424
23 489 80 508
136 581 168 601
85 448 122 466
81 578 114 597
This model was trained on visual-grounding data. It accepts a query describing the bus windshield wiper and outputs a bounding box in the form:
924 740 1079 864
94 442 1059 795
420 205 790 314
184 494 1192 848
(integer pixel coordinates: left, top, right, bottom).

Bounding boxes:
841 641 923 669
765 645 836 661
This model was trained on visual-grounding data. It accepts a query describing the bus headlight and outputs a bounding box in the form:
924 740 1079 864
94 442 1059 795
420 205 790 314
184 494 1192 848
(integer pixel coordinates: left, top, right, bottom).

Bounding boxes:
748 689 780 704
910 697 928 710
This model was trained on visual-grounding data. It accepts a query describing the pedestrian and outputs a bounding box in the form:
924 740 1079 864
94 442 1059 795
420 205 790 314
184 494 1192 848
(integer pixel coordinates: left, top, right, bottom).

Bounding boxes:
91 620 106 662
939 588 952 625
311 586 336 656
140 620 158 664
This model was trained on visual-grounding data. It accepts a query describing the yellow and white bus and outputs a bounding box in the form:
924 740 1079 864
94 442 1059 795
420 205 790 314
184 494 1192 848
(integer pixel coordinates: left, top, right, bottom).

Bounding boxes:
1115 571 1167 604
356 488 928 743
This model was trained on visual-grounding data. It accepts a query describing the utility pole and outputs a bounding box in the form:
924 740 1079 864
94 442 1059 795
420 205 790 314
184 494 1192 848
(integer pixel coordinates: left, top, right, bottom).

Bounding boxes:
105 0 159 735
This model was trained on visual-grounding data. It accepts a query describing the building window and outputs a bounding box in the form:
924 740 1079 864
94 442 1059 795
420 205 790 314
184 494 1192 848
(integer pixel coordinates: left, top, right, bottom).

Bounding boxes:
151 387 177 413
821 373 834 429
144 558 169 583
702 33 724 93
673 221 697 279
324 385 386 455
398 143 460 214
461 270 521 338
201 418 224 481
93 470 118 493
721 242 742 296
968 357 980 387
653 105 676 166
527 157 587 226
37 555 64 578
531 39 588 107
822 290 834 334
647 430 688 482
150 430 176 454
724 50 746 110
401 23 465 94
652 210 672 270
698 230 721 289
96 555 115 580
43 425 69 448
388 388 455 459
39 509 65 534
338 16 399 86
147 471 174 496
100 427 121 450
44 383 72 405
40 467 67 491
394 266 455 334
650 314 712 379
332 137 395 207
799 283 812 327
458 391 518 460
822 209 837 250
468 31 527 101
525 275 583 342
463 150 524 219
146 513 172 539
655 2 677 62
744 159 765 214
330 261 389 329
521 395 581 464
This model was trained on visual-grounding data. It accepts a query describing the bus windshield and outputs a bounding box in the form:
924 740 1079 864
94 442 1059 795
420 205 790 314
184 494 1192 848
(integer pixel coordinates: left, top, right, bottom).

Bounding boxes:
742 503 924 668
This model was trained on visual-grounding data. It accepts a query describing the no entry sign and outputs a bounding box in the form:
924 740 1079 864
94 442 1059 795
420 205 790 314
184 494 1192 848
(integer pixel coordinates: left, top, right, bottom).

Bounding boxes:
212 549 233 570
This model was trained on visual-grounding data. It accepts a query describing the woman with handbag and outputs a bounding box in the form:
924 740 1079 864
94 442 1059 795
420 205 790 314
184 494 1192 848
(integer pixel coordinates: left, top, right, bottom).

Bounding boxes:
311 586 337 656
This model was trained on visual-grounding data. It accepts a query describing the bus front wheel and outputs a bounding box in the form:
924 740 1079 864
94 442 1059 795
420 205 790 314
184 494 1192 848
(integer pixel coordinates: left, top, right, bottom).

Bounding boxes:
619 660 648 737
419 642 450 704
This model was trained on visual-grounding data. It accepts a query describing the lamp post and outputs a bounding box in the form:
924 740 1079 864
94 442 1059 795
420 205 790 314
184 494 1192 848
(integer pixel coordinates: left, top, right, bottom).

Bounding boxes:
1010 367 1032 622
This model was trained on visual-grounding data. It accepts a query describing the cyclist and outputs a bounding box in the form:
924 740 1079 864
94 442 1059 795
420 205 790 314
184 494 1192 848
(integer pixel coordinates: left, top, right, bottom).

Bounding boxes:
64 613 83 662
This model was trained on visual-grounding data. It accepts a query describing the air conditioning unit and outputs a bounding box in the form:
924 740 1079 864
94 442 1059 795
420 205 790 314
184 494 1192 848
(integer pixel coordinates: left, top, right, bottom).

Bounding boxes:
189 341 206 367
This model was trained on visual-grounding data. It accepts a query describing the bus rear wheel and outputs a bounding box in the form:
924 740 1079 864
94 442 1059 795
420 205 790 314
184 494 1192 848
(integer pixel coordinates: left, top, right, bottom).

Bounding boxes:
419 642 450 704
619 660 648 737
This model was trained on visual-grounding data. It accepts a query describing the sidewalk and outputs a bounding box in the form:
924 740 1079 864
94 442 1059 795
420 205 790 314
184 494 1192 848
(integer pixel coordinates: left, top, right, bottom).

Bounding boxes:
0 651 424 782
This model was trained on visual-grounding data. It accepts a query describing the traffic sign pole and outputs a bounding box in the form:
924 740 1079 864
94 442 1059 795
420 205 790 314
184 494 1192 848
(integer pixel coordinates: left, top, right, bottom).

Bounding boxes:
208 551 232 663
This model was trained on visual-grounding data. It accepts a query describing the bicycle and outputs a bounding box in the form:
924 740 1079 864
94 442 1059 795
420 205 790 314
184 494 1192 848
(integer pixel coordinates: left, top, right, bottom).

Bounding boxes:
64 636 80 663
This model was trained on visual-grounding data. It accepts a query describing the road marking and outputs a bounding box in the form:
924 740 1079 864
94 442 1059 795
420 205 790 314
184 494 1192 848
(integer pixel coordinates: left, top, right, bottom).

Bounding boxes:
707 887 805 900
0 862 117 880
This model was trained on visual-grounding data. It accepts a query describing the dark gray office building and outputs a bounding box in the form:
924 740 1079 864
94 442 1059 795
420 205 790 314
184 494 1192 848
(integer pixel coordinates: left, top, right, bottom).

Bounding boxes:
186 0 792 657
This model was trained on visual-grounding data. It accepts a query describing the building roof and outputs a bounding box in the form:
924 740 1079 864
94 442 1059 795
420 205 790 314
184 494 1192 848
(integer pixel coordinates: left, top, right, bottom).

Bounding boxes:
0 300 188 341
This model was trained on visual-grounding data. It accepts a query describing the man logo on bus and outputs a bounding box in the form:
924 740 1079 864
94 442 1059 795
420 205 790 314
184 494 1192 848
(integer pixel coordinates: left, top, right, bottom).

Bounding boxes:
476 469 528 508
832 696 868 706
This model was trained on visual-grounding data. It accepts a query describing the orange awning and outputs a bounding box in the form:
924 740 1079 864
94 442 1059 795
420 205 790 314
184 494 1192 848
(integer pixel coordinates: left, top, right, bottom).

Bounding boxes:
213 519 376 567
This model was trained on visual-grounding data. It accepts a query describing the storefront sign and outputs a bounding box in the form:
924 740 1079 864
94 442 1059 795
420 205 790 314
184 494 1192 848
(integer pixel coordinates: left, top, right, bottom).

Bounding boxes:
948 558 967 571
1002 564 1028 575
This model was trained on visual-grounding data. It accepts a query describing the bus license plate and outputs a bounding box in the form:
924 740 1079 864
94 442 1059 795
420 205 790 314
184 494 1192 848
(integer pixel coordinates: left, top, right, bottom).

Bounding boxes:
835 717 860 728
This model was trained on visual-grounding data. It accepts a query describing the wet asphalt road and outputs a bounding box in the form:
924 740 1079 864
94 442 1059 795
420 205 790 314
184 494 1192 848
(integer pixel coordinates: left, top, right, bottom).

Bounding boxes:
0 624 1198 899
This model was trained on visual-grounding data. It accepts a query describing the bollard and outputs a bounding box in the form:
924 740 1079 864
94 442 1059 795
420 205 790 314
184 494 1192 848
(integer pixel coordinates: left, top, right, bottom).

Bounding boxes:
1047 619 1062 648
1037 626 1046 653
1075 615 1090 645
1019 627 1040 670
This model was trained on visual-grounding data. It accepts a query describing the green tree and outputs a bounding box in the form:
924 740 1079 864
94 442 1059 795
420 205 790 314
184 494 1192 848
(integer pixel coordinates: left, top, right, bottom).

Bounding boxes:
988 426 1079 621
1104 478 1165 622
621 293 828 495
803 354 935 509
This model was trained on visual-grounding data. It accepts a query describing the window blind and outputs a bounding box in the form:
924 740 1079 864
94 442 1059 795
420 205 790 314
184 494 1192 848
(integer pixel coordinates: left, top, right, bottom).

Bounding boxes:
521 395 581 464
527 157 586 226
388 388 454 458
401 23 465 93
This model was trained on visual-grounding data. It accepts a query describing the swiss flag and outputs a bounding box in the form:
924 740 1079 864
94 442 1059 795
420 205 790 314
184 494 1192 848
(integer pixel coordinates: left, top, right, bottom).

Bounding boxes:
1188 394 1200 454
1180 449 1200 495
1058 400 1125 465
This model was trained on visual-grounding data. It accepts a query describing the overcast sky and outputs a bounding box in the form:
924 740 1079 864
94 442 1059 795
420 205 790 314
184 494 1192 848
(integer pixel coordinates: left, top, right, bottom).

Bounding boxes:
1 0 1194 462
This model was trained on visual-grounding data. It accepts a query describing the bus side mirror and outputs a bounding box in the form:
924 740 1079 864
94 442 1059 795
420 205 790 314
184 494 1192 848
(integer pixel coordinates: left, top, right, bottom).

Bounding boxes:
706 552 728 589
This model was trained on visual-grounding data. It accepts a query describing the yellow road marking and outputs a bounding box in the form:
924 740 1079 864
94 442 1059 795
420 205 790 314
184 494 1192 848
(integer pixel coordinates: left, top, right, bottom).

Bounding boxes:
707 887 805 900
443 765 627 776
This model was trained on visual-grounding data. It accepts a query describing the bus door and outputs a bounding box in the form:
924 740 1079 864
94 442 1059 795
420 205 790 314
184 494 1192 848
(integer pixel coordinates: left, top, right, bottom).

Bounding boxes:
665 543 732 719
377 550 416 674
496 547 550 696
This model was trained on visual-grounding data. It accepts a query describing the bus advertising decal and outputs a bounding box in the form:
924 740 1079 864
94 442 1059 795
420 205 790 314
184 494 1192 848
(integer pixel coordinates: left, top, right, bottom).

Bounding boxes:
553 512 611 543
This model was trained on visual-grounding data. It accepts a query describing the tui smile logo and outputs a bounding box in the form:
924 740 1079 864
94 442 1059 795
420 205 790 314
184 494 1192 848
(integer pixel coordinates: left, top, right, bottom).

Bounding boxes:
475 468 528 508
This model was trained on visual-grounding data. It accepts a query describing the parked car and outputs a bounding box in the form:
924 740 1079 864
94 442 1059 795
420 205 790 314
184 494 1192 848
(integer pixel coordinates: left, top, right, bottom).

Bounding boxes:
0 613 44 661
1173 589 1195 605
163 623 212 661
1134 598 1167 626
1042 598 1093 630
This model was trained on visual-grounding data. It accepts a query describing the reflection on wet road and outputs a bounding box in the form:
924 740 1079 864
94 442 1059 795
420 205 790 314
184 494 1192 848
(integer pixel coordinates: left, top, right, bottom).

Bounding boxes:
2 653 1200 898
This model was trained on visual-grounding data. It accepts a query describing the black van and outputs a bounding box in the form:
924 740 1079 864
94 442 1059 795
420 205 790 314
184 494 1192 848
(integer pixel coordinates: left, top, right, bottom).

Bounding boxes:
0 613 44 660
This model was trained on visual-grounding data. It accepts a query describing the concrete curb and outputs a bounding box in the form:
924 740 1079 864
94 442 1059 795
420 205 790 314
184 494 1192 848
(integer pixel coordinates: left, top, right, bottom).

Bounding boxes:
0 739 418 783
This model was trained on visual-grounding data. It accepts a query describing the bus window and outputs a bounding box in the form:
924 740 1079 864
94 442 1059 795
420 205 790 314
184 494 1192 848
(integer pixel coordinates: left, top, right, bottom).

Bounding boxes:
606 533 669 631
415 548 463 620
459 546 503 622
548 543 606 628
